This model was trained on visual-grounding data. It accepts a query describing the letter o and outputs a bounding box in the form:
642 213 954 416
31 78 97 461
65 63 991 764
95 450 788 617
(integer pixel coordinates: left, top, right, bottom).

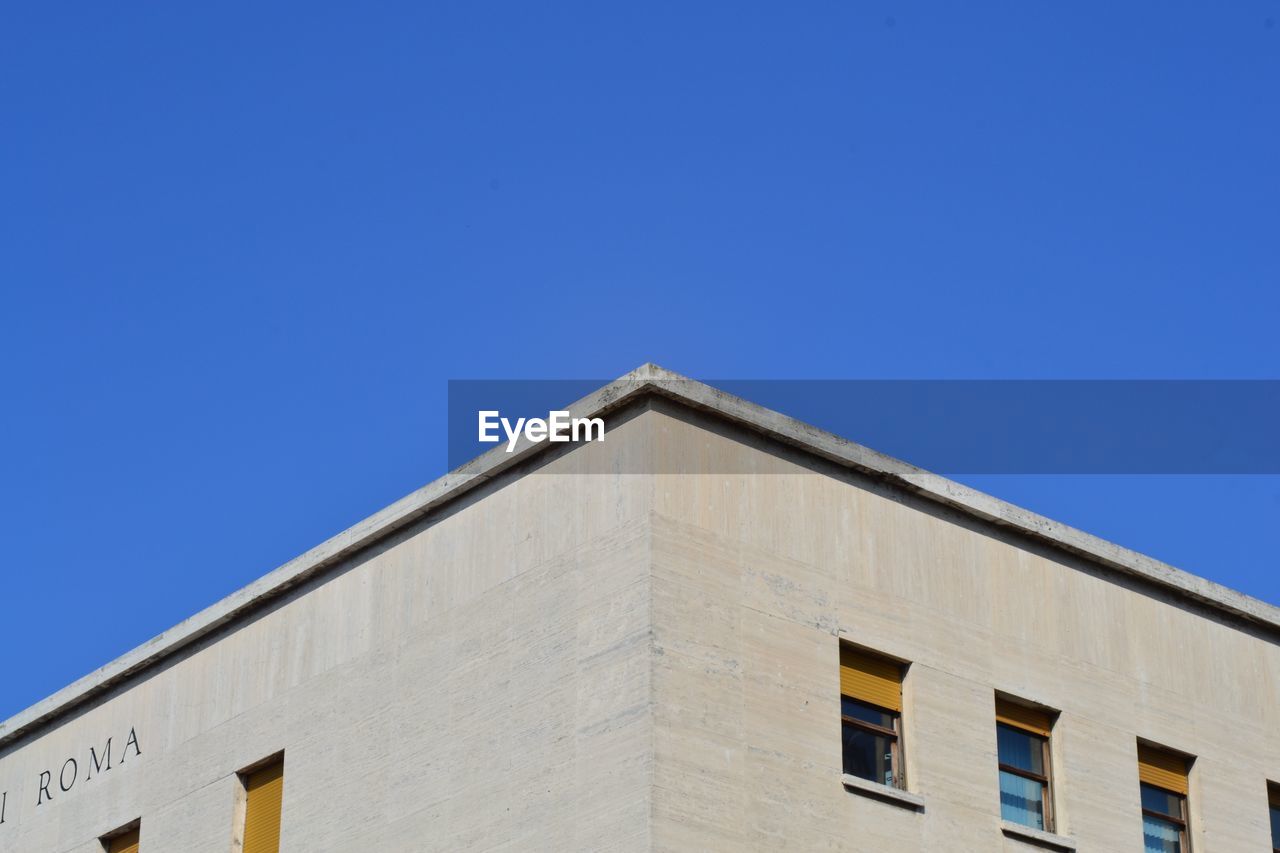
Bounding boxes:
60 758 77 792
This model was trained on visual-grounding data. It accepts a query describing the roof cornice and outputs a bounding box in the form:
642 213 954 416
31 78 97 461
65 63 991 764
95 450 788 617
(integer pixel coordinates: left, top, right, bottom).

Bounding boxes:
2 364 1275 749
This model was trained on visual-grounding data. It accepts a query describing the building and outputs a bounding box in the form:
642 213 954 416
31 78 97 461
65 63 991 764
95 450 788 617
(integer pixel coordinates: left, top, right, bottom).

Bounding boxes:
0 365 1277 852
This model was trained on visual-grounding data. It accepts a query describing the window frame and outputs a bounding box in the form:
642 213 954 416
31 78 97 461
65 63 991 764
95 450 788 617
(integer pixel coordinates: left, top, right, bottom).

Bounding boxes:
840 696 904 789
237 752 286 853
1140 782 1189 851
996 721 1054 832
838 642 907 791
993 696 1057 833
1136 742 1192 852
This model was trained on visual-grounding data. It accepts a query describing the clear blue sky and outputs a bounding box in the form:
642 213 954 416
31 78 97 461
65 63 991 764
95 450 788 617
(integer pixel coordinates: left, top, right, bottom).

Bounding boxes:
2 2 1276 720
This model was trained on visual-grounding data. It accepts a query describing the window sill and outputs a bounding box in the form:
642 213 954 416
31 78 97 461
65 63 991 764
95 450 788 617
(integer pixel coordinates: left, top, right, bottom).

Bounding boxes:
840 774 925 811
1000 820 1077 851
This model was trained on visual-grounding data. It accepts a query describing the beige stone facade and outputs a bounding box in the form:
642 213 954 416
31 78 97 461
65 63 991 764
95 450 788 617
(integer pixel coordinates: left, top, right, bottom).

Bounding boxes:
1 372 1276 852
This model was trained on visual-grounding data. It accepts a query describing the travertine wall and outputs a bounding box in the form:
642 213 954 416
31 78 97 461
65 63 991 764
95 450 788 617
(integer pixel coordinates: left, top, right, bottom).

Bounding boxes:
0 413 654 853
647 400 1280 851
3 400 1277 852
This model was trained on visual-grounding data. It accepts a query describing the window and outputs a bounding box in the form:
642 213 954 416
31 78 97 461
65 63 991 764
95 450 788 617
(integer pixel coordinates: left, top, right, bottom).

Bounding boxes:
101 825 140 853
995 698 1055 832
1137 743 1190 853
839 643 905 788
1268 783 1280 853
241 757 285 853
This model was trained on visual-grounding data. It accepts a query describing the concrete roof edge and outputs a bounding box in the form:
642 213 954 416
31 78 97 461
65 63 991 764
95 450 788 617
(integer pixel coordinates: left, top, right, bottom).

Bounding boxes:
2 363 1275 748
639 369 1279 631
0 367 660 748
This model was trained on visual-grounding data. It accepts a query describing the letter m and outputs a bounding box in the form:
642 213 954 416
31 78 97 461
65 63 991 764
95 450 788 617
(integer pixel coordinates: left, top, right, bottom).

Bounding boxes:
88 738 112 780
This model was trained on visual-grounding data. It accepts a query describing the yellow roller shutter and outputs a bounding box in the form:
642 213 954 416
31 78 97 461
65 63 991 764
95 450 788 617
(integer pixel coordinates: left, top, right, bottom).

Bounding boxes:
995 698 1053 737
1137 744 1188 795
243 759 285 853
107 828 140 853
839 644 902 712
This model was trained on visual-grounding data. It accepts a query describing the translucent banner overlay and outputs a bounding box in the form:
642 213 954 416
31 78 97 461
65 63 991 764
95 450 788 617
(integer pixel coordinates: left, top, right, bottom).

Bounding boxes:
447 380 1280 474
